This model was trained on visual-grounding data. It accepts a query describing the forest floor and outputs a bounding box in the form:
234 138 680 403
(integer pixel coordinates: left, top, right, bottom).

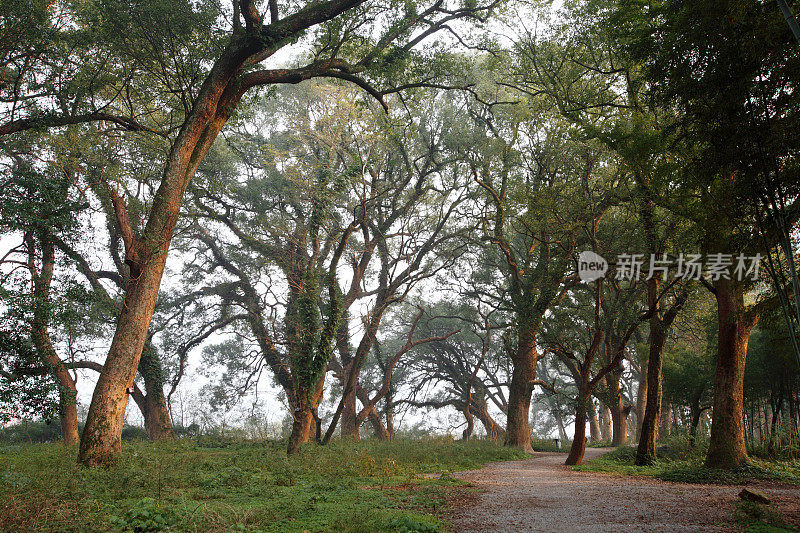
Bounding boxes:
447 448 800 533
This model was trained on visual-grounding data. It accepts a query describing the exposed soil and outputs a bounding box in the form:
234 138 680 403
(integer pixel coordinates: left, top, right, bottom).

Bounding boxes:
447 447 800 532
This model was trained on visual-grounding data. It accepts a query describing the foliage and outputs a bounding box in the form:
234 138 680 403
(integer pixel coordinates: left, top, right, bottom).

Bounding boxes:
109 498 180 533
0 327 60 423
0 438 525 532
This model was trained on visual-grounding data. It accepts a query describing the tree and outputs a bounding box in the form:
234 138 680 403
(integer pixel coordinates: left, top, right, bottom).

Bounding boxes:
607 0 800 468
462 83 620 450
395 301 509 441
178 82 468 452
1 0 502 465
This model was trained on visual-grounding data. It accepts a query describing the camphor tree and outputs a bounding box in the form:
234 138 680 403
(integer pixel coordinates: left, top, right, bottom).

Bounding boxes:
177 82 468 452
605 0 800 468
0 0 502 465
393 300 510 441
0 127 180 442
464 84 622 450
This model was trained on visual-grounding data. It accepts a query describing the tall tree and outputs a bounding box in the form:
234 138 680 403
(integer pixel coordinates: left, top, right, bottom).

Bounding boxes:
1 0 501 465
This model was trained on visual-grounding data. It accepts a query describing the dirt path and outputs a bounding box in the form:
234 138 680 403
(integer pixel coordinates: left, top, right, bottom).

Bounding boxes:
448 448 800 532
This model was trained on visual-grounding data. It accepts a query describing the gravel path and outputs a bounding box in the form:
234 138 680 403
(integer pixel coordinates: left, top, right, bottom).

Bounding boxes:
448 448 800 532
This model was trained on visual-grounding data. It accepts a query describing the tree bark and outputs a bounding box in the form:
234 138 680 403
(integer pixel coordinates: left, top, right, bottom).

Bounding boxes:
606 369 628 447
566 391 589 465
636 318 668 464
599 404 612 441
504 328 537 452
636 367 647 442
660 400 672 438
705 279 757 469
340 376 360 440
610 400 629 447
471 399 505 441
589 402 601 442
138 344 174 440
28 236 80 445
287 376 325 454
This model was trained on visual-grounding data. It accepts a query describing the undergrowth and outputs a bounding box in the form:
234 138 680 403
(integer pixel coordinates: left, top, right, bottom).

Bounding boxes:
573 437 800 485
0 437 526 532
735 500 799 532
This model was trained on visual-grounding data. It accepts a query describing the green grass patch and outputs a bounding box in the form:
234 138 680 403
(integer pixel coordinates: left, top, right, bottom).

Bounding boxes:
573 445 800 485
0 437 526 532
530 438 571 452
735 500 799 532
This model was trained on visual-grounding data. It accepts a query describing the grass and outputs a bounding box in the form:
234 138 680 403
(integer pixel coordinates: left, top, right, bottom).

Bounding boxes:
0 437 527 532
530 437 571 452
572 441 800 485
735 500 800 532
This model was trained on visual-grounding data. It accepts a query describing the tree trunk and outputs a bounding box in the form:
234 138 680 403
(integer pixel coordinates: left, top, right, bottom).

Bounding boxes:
462 407 474 441
354 386 389 440
636 368 647 442
78 250 170 466
77 33 275 466
504 328 536 452
705 279 756 469
471 400 505 441
139 344 174 441
340 370 360 441
599 404 612 441
607 368 628 447
611 401 629 447
287 406 315 454
566 392 589 465
689 402 702 446
636 317 668 464
287 377 325 454
58 389 80 445
385 385 395 439
589 403 601 442
29 237 80 446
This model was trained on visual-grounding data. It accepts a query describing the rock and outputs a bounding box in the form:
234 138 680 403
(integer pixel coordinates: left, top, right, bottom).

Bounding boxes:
739 488 771 504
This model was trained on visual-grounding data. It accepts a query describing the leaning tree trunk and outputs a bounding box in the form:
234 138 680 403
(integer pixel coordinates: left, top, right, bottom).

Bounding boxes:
504 329 537 452
469 399 505 441
706 279 756 469
78 251 171 465
635 368 647 441
77 39 266 466
566 390 590 465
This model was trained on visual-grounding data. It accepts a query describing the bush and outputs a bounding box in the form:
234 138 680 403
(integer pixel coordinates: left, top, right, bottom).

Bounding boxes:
121 426 149 442
109 498 180 532
0 419 65 444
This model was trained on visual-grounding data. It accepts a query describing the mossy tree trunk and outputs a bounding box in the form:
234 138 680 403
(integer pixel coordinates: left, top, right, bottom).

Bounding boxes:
705 279 758 469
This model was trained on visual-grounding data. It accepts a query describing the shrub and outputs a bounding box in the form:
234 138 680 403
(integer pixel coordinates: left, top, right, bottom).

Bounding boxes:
109 498 180 532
